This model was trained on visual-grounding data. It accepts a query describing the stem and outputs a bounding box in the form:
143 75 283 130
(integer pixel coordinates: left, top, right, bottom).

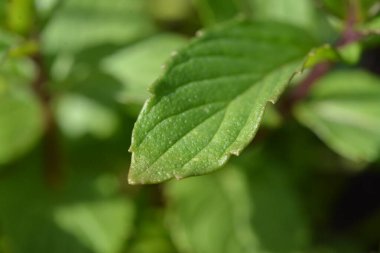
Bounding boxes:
283 0 363 110
31 38 62 188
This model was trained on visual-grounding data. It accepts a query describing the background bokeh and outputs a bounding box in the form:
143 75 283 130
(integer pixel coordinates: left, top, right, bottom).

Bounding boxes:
1 0 380 253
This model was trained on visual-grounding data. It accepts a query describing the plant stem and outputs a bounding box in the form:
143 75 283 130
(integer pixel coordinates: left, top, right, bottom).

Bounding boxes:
284 0 363 110
31 39 63 188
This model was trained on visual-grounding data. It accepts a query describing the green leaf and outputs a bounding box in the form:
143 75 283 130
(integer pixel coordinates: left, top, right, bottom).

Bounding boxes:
295 70 380 163
250 0 316 30
193 0 246 26
128 20 316 184
0 84 43 165
55 94 120 139
54 198 134 253
42 0 156 53
102 34 188 104
166 150 310 253
337 42 362 65
6 0 36 35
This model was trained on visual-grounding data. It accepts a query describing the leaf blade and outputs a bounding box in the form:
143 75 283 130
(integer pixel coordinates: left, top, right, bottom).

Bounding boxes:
129 20 317 184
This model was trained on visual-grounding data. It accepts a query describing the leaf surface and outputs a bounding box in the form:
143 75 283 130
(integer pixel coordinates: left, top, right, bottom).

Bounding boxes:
129 20 316 184
295 70 380 163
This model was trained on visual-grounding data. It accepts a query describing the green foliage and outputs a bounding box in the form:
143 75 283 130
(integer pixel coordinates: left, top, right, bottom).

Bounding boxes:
166 149 310 253
1 0 380 253
295 70 380 163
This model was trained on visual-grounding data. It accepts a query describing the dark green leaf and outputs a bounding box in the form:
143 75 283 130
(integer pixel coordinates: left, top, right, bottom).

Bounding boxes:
128 20 316 184
194 0 246 26
295 70 380 163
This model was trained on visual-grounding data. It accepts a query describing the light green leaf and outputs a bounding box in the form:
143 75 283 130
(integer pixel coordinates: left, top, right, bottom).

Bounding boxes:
42 0 156 53
337 42 362 65
323 0 379 20
295 70 380 163
0 84 43 165
250 0 316 30
54 199 134 253
128 20 316 184
55 94 120 139
166 151 310 253
102 34 188 104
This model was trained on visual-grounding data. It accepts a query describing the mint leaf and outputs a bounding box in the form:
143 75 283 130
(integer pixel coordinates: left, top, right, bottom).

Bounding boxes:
295 70 380 163
128 20 316 184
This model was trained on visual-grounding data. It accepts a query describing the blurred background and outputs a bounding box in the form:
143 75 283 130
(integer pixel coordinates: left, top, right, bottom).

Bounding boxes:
1 0 380 252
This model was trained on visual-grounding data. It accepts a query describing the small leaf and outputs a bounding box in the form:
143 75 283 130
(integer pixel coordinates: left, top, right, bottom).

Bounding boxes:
102 34 187 104
295 70 380 163
55 94 120 139
304 44 339 68
129 20 316 184
0 84 43 164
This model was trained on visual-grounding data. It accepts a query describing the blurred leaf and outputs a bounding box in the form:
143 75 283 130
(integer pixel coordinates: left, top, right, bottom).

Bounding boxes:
42 0 156 53
148 0 193 22
102 34 188 104
55 94 120 139
250 0 316 30
165 149 310 253
193 0 245 26
127 209 178 253
0 158 135 253
322 0 349 19
360 14 380 31
35 0 61 19
128 20 316 184
55 199 134 253
0 84 43 165
260 104 282 129
5 0 36 35
337 42 362 65
295 70 380 163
